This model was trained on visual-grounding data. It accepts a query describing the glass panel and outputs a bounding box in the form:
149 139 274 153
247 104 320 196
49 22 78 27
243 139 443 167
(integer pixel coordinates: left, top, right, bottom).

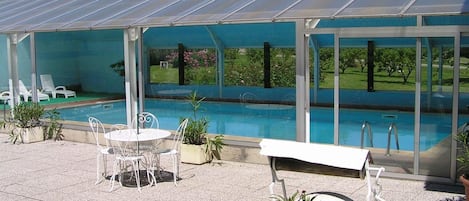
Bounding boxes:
100 0 176 27
33 0 117 31
175 0 254 24
338 37 416 175
419 37 454 178
149 49 179 84
5 0 92 32
278 0 348 19
408 0 468 15
224 0 297 22
62 0 148 30
339 0 409 17
139 0 210 26
224 48 264 87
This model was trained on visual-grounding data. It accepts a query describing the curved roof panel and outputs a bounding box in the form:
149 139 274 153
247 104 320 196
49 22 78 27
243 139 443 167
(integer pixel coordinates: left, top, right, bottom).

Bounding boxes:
0 0 467 33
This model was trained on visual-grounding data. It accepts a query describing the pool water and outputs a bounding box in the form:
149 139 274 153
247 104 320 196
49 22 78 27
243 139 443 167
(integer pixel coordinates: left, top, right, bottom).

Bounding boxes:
57 99 453 151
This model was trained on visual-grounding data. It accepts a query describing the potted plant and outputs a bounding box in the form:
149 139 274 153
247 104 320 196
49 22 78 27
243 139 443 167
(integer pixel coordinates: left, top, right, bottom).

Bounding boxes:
4 102 63 144
457 124 469 201
180 91 224 164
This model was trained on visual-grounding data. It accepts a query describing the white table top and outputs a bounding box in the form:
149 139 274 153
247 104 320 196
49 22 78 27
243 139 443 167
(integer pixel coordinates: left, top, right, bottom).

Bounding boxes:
105 128 171 142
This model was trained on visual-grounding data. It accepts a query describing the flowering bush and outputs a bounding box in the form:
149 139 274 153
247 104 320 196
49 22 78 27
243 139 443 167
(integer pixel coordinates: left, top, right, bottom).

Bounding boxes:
165 49 216 68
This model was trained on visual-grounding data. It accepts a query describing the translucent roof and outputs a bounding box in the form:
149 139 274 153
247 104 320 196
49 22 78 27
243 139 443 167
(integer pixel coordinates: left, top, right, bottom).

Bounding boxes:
0 0 467 33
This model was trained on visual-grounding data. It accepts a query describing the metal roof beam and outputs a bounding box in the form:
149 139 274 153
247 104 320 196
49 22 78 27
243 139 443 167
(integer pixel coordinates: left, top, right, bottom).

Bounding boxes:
400 0 417 16
310 26 469 38
219 0 256 23
332 0 355 19
272 0 303 22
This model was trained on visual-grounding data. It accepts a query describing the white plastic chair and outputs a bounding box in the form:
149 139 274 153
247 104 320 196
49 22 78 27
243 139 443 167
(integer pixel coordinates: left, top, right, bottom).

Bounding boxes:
88 116 114 185
19 80 50 102
153 118 188 186
0 91 12 105
109 125 145 192
40 74 76 98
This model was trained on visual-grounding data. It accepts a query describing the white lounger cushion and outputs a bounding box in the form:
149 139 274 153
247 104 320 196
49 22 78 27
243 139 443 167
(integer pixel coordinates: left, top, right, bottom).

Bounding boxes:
259 139 370 171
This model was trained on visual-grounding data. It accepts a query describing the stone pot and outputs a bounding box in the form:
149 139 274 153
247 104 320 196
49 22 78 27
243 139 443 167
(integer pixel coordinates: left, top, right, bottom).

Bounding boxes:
180 144 210 165
460 175 469 201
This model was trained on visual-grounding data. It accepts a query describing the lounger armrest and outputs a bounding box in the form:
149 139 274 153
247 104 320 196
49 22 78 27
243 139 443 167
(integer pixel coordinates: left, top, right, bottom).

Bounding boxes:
55 86 67 90
0 91 11 96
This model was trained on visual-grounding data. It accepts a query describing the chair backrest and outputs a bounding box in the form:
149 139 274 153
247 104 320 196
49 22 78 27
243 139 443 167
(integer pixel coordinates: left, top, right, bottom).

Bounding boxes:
172 118 189 151
88 116 106 148
132 112 159 129
18 80 30 95
240 92 257 103
113 125 139 157
40 74 55 92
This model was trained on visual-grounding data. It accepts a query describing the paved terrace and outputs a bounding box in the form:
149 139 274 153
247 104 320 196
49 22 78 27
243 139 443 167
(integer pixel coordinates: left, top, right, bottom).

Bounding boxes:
0 134 465 201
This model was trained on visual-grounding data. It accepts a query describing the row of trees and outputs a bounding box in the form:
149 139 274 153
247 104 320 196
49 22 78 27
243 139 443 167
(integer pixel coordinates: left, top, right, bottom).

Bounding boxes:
148 47 456 87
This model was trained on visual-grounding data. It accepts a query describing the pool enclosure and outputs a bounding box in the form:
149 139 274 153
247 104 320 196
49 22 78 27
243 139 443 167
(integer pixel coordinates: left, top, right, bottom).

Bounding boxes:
0 0 468 182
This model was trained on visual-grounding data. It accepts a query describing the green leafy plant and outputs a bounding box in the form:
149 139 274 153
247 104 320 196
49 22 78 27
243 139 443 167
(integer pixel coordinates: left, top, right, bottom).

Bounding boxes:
6 102 63 144
270 190 316 201
42 109 64 141
457 125 469 178
206 135 224 160
183 91 224 160
183 91 208 145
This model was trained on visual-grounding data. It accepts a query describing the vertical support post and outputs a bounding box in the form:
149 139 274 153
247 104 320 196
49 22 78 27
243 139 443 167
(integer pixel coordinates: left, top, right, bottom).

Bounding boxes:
124 28 138 127
264 42 271 88
367 41 375 92
30 32 38 103
414 37 422 175
137 28 144 114
333 34 340 145
451 33 461 182
178 43 185 85
205 26 225 98
295 19 310 143
7 33 20 107
311 37 319 104
424 38 433 109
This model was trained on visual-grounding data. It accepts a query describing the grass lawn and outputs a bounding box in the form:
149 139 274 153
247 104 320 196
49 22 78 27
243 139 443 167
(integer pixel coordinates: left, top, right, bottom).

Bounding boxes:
149 63 469 93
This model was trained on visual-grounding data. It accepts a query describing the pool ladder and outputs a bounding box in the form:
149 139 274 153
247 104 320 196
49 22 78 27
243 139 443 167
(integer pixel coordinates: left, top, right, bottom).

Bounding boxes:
361 121 400 156
361 121 373 149
386 122 400 156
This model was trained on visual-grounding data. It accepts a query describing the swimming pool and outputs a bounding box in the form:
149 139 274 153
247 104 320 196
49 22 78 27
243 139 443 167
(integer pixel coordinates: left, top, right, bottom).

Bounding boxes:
57 99 454 151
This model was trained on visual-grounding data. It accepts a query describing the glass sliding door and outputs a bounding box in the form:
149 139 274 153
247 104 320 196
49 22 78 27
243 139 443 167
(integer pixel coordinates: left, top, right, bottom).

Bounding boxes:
338 37 417 175
419 37 454 178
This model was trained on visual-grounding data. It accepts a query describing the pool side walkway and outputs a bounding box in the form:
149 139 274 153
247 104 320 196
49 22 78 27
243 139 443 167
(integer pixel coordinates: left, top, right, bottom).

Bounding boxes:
0 134 465 201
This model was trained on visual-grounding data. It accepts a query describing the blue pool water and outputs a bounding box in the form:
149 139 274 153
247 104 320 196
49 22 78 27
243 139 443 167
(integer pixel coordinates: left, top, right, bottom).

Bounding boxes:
57 99 455 151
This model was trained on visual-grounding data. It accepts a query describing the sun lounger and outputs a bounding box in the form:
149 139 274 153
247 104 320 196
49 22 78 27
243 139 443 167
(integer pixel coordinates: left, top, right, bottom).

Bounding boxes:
259 139 385 201
19 80 50 102
40 74 76 98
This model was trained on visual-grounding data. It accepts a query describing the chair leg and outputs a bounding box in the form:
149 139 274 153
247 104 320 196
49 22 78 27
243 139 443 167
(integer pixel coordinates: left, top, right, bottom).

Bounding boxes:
95 153 101 185
130 161 141 192
102 154 107 178
109 159 119 192
172 154 178 186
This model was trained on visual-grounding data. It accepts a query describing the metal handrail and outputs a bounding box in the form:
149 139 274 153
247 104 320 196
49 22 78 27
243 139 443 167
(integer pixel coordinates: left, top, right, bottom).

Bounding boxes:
361 121 373 149
386 122 399 156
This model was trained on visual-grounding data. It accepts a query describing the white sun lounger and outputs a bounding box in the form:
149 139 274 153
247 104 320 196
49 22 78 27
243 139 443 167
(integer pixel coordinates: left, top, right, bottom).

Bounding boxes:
19 80 50 102
40 74 76 98
259 139 385 201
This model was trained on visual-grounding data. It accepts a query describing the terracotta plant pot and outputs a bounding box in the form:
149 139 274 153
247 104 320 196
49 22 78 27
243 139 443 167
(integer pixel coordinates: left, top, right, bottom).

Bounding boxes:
460 175 469 201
